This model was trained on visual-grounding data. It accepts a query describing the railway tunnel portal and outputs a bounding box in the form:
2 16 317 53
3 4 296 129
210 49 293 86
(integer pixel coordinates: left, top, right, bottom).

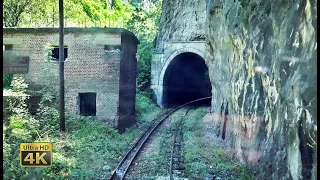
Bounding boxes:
163 52 211 107
151 41 211 107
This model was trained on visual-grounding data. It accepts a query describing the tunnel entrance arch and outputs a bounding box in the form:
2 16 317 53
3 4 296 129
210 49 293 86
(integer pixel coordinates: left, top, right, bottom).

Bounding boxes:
160 52 212 107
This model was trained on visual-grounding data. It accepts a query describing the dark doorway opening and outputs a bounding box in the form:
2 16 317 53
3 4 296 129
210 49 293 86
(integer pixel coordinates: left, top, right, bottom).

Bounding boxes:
163 52 212 107
79 93 96 116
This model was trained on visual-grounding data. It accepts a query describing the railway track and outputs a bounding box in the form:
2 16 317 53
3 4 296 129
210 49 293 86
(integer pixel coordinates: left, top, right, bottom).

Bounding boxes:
109 97 211 180
169 109 190 180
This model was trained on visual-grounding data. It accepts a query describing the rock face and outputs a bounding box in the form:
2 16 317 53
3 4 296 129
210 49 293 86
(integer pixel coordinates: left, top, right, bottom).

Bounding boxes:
151 0 207 106
155 0 317 179
206 0 317 179
155 0 206 53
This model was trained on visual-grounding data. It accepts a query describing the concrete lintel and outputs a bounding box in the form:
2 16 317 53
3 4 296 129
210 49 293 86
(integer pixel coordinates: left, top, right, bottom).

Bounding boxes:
3 38 22 45
96 37 121 45
166 41 206 44
3 27 139 44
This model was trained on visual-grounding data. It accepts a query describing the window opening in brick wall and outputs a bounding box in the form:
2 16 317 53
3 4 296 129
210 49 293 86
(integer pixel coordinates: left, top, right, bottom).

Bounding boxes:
104 45 121 51
51 46 68 61
79 93 96 116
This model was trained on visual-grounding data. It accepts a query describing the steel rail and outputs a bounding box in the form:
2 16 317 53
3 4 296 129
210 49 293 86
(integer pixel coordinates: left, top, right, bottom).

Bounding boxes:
108 109 174 180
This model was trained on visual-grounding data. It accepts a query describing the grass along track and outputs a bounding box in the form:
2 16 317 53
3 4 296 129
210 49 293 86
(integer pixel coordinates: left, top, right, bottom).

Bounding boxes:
108 109 174 180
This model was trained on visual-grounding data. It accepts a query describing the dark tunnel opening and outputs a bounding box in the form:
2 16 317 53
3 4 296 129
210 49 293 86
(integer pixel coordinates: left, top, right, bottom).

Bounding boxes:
163 52 212 107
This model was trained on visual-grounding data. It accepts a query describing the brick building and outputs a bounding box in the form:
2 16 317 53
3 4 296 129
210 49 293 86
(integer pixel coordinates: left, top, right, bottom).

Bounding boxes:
3 28 139 131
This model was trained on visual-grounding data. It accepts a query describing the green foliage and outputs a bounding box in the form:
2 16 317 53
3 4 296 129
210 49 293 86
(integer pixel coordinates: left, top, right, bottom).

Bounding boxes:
79 0 134 27
3 77 30 121
3 103 75 179
81 0 103 24
22 0 59 27
3 76 156 179
3 73 13 89
10 77 28 93
37 48 59 104
4 0 135 28
43 43 56 62
37 104 60 135
136 91 161 121
4 0 162 36
125 0 162 94
3 99 143 179
63 113 141 179
3 83 43 179
136 41 154 93
126 1 162 41
3 0 33 27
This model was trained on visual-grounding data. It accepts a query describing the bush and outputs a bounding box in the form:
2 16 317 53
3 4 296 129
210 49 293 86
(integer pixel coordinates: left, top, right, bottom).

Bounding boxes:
3 73 13 89
10 77 28 93
136 91 162 122
136 41 154 93
38 61 59 103
136 92 157 114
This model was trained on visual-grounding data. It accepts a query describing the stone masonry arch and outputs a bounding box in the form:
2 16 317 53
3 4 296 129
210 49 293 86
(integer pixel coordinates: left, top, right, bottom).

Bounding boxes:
151 41 208 106
159 47 206 86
